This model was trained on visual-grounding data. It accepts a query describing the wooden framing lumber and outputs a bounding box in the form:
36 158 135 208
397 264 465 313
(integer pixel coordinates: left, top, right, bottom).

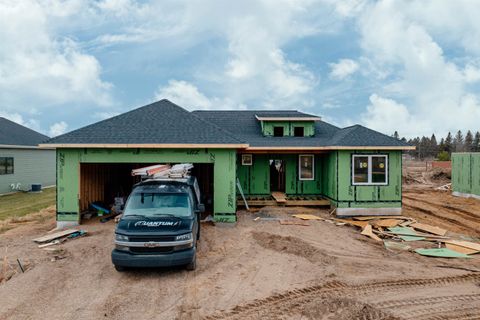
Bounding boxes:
33 229 79 243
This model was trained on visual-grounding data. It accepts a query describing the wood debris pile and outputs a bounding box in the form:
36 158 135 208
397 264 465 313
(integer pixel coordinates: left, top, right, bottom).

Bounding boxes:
288 213 480 259
33 229 87 250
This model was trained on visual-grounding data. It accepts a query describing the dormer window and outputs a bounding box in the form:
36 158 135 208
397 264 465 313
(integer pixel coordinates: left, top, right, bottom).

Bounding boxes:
273 127 284 137
294 127 304 137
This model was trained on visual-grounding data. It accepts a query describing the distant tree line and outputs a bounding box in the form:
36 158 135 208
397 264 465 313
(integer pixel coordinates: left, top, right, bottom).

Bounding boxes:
392 130 480 160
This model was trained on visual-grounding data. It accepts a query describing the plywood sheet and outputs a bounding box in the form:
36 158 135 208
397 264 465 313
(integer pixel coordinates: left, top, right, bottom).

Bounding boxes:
411 222 447 236
33 229 79 243
361 224 382 241
415 248 471 258
292 214 323 220
444 240 480 251
445 243 479 255
334 219 369 228
372 219 403 228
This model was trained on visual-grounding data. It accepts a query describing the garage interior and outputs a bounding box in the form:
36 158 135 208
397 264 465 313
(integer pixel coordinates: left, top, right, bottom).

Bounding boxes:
79 163 214 222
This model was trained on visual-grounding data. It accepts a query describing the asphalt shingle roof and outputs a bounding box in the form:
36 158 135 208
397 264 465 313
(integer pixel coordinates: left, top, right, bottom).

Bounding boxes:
45 100 244 145
193 111 409 148
44 99 410 148
0 117 49 146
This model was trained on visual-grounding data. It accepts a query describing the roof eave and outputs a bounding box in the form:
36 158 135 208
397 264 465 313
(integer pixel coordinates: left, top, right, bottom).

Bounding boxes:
0 144 54 150
38 143 250 149
255 115 321 121
244 146 415 151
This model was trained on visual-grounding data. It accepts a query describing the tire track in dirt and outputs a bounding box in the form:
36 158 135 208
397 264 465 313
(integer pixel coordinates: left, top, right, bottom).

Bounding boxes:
402 201 476 233
401 304 480 320
203 274 480 319
373 293 480 309
403 195 480 221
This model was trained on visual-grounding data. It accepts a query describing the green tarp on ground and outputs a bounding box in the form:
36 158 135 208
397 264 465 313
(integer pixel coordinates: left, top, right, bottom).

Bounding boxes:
415 248 472 259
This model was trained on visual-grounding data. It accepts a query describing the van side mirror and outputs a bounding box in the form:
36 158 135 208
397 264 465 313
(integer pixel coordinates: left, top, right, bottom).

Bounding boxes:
197 204 205 213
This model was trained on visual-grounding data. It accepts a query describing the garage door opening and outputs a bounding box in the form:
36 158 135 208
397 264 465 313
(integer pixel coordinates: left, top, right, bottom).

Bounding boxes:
79 163 214 223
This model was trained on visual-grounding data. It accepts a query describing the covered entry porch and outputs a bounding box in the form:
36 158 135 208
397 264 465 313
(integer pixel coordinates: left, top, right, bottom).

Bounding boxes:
236 151 332 208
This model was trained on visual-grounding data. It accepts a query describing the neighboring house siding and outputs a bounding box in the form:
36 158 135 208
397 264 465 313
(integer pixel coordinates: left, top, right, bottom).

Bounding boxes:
0 148 55 194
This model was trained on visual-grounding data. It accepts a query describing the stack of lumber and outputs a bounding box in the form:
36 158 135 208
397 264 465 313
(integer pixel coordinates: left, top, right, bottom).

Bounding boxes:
33 229 87 248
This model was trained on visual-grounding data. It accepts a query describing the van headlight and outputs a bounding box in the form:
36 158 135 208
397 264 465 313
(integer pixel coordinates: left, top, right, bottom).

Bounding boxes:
115 233 129 242
175 233 192 241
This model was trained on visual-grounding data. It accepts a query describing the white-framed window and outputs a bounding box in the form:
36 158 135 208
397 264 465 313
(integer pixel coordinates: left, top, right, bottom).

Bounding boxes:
241 154 253 166
299 154 314 180
352 154 388 186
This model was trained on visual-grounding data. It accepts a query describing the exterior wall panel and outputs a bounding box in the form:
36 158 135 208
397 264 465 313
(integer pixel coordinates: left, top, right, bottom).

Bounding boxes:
56 148 237 223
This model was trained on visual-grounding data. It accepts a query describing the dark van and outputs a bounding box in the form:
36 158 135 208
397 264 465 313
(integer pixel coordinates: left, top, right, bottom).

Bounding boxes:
111 176 203 271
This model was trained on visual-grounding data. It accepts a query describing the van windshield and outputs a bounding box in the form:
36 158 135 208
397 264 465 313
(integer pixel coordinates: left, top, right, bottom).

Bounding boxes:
124 192 192 218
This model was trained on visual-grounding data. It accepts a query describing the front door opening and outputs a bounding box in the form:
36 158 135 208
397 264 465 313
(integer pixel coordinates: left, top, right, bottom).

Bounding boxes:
269 159 285 192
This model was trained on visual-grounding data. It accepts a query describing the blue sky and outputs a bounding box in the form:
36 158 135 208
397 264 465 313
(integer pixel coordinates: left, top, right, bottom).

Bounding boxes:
1 0 480 139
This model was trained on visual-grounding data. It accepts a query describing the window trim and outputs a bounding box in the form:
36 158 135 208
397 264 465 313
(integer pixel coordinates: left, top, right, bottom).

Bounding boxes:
298 154 315 181
0 157 14 175
293 126 304 137
351 154 388 186
273 126 284 137
241 154 253 166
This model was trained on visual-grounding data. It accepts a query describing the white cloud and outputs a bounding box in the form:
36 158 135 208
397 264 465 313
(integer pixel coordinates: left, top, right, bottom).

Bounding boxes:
154 80 245 110
329 59 359 80
48 121 68 137
361 94 419 137
353 0 480 137
0 0 113 111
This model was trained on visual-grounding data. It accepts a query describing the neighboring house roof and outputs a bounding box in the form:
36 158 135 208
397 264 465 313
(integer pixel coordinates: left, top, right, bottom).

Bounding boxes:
41 99 412 150
0 117 49 147
44 100 246 147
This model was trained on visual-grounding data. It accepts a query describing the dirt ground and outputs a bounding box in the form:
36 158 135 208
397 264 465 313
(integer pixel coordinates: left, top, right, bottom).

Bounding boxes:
1 188 480 320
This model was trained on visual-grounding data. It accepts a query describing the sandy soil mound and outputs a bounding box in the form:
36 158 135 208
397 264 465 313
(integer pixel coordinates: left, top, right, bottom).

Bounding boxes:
251 231 335 265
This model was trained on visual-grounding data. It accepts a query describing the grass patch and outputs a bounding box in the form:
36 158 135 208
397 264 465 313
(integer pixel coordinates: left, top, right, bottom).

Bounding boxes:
0 188 56 221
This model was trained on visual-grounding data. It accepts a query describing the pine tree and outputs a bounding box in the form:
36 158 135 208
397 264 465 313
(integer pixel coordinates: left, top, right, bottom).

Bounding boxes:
439 138 446 152
474 131 480 152
393 131 399 140
454 130 464 152
445 132 453 154
430 134 438 158
465 130 473 152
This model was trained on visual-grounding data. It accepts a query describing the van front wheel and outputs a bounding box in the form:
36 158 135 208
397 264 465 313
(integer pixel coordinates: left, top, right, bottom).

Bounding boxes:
186 255 196 271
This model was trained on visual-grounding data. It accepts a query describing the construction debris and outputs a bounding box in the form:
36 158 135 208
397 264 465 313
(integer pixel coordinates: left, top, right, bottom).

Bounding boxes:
360 224 382 241
33 229 79 243
321 210 480 259
410 222 447 236
384 240 411 251
414 248 472 259
292 214 323 220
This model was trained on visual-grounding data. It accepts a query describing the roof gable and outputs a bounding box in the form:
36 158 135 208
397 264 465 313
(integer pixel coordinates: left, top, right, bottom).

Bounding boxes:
0 117 49 146
45 100 245 146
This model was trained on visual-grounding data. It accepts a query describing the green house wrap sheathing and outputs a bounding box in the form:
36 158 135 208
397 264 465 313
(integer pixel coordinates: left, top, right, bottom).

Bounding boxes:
261 121 315 137
237 150 402 210
237 154 322 196
452 153 480 199
56 148 237 223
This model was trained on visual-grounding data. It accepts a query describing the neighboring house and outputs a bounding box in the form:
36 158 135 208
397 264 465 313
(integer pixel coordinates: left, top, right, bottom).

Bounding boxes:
0 117 55 194
40 99 413 227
